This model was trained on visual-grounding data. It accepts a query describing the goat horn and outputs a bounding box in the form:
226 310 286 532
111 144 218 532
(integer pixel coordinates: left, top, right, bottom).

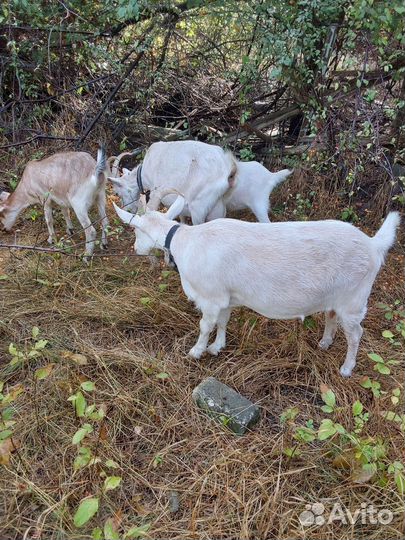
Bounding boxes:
110 151 135 177
147 188 184 211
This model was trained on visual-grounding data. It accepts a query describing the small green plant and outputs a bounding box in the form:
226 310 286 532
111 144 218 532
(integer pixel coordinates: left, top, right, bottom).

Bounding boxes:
360 376 382 398
340 206 358 222
367 352 400 375
0 382 24 464
8 326 48 368
376 300 405 321
152 454 163 468
28 208 41 221
320 385 337 414
288 192 315 219
280 385 404 494
239 146 255 161
303 316 316 330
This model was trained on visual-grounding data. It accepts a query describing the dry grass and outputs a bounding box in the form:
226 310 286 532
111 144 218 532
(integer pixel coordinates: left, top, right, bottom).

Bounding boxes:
0 174 404 540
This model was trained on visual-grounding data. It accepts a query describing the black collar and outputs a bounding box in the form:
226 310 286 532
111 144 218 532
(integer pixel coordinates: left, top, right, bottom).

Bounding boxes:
136 163 150 203
164 224 180 270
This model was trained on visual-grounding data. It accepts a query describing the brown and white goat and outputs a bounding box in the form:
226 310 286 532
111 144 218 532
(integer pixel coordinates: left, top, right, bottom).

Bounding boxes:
0 148 109 256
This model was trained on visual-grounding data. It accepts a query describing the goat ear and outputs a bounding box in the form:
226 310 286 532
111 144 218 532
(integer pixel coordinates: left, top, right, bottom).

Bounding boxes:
165 195 185 220
113 202 140 228
108 177 123 187
0 191 10 202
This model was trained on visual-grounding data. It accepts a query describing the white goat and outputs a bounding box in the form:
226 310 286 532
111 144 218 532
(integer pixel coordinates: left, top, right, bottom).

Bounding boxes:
114 197 400 377
108 140 237 223
196 162 292 222
0 148 109 256
110 145 291 222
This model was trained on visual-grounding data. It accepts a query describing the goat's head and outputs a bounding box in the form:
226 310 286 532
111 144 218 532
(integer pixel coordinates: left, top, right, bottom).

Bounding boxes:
0 191 16 231
113 190 185 256
108 166 140 214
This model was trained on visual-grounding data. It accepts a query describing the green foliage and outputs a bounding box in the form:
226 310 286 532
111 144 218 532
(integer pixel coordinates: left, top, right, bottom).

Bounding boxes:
103 476 122 492
124 524 151 539
74 497 99 528
239 146 255 161
8 327 48 368
280 380 404 494
367 352 400 375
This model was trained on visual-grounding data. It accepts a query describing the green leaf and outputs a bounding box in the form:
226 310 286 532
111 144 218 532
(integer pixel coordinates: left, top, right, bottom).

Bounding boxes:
92 527 103 540
321 389 336 408
382 330 394 338
158 283 168 293
0 429 13 440
335 423 346 434
8 343 18 356
85 404 96 415
73 497 99 528
34 339 48 350
283 447 301 458
374 364 390 375
80 381 95 392
321 405 334 413
140 297 151 306
72 423 93 445
105 459 120 469
161 270 171 279
32 326 40 338
318 419 337 440
280 406 299 424
75 392 86 417
104 518 120 540
382 410 401 422
294 426 316 443
103 476 122 492
367 352 384 363
156 372 169 379
352 400 363 416
35 363 54 380
395 472 405 495
74 447 92 470
392 388 401 397
124 524 151 539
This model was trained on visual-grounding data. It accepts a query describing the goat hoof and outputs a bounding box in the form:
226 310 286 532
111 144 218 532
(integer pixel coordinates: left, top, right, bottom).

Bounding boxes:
207 344 221 356
339 365 352 378
188 347 203 360
101 242 108 251
319 338 332 350
47 237 55 245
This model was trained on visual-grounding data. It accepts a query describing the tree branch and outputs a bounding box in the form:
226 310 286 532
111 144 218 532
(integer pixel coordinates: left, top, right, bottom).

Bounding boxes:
0 135 79 151
76 24 156 146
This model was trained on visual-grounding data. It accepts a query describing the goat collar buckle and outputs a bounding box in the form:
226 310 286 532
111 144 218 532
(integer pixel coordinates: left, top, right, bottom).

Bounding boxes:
164 224 180 271
136 163 150 203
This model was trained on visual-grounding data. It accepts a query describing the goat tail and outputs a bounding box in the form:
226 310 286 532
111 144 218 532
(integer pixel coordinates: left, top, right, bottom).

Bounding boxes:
270 168 293 188
371 211 400 264
95 145 107 184
225 150 238 188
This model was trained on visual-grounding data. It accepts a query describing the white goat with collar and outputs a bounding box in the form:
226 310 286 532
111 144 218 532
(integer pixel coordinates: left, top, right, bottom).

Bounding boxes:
108 140 237 222
114 198 400 377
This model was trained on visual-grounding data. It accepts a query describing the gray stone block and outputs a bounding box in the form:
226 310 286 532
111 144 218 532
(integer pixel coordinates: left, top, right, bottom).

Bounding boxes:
192 377 260 435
